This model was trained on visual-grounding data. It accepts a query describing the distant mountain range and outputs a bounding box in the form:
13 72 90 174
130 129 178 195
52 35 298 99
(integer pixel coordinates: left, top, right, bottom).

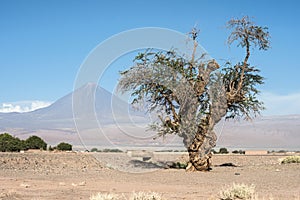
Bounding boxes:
0 83 299 150
214 115 300 150
0 83 160 148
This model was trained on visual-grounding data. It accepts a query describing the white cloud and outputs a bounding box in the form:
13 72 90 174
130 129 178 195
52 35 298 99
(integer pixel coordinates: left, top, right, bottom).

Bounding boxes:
0 101 52 113
260 92 300 115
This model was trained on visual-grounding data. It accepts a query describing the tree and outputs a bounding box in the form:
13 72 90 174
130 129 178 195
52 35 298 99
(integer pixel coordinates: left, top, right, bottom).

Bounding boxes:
232 150 245 154
91 147 98 152
48 145 55 151
25 135 47 150
232 150 239 154
0 133 24 152
56 142 72 151
219 148 229 154
118 16 270 171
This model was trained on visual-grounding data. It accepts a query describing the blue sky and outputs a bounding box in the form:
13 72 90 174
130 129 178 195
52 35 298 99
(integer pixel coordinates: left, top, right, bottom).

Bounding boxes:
0 0 300 115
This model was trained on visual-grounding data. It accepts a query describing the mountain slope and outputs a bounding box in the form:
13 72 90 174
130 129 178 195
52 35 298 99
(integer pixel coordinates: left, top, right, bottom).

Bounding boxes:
215 115 300 150
0 84 299 150
0 83 143 130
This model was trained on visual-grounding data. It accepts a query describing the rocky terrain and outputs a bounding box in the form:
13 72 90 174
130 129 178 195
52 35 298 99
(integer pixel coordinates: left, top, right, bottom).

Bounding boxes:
0 152 299 199
0 152 102 175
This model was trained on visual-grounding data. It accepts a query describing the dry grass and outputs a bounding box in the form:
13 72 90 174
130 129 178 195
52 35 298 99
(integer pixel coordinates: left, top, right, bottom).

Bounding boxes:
280 156 300 164
90 191 163 200
219 183 256 200
130 191 162 200
90 192 123 200
90 190 299 200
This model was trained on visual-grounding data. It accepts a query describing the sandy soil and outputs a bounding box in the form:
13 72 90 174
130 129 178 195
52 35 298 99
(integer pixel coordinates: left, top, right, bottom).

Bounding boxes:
0 151 299 200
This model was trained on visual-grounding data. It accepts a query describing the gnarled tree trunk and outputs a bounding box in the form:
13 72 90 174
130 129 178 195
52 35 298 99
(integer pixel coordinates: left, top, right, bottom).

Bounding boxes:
184 92 226 172
184 126 215 171
186 133 212 171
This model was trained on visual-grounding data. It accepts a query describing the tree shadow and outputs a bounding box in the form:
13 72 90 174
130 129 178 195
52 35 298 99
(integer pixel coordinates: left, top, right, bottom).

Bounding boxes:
128 160 165 169
215 162 238 167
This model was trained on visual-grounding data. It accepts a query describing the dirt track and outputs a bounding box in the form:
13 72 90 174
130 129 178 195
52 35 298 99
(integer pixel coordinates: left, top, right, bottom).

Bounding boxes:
0 152 299 199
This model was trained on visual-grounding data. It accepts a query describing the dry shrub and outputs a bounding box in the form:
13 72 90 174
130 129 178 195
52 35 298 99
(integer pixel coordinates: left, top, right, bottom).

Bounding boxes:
90 191 163 200
219 183 256 200
280 156 300 164
89 192 123 200
130 191 162 200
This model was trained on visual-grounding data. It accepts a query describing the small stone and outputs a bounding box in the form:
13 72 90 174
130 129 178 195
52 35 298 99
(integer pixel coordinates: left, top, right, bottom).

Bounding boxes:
78 181 86 186
20 183 30 188
71 183 77 187
275 169 280 172
234 172 240 176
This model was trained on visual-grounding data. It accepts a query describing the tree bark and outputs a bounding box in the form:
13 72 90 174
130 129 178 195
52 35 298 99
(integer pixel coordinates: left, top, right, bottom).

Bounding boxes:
184 129 213 171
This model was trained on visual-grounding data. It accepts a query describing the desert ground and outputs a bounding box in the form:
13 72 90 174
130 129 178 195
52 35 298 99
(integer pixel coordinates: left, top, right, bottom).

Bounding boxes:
0 151 299 200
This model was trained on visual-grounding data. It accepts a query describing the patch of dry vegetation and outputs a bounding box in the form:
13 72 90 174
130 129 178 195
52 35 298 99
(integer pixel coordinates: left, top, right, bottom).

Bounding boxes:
90 191 163 200
280 156 300 164
90 192 124 200
219 183 256 200
130 191 162 200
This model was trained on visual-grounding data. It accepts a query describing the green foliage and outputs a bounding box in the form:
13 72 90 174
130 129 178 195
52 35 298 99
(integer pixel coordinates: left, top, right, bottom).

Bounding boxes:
0 133 24 152
222 63 265 119
281 156 300 164
219 183 256 200
224 16 269 120
118 17 270 170
119 17 269 138
56 142 72 151
120 50 188 118
232 150 245 154
211 149 218 154
219 148 229 154
48 145 55 151
170 162 187 169
277 150 287 153
91 148 99 152
227 16 270 50
0 133 50 152
102 148 122 153
25 135 47 150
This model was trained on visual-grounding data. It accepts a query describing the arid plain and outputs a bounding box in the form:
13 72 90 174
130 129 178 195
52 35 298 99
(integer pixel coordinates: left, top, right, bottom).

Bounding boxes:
0 151 299 200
